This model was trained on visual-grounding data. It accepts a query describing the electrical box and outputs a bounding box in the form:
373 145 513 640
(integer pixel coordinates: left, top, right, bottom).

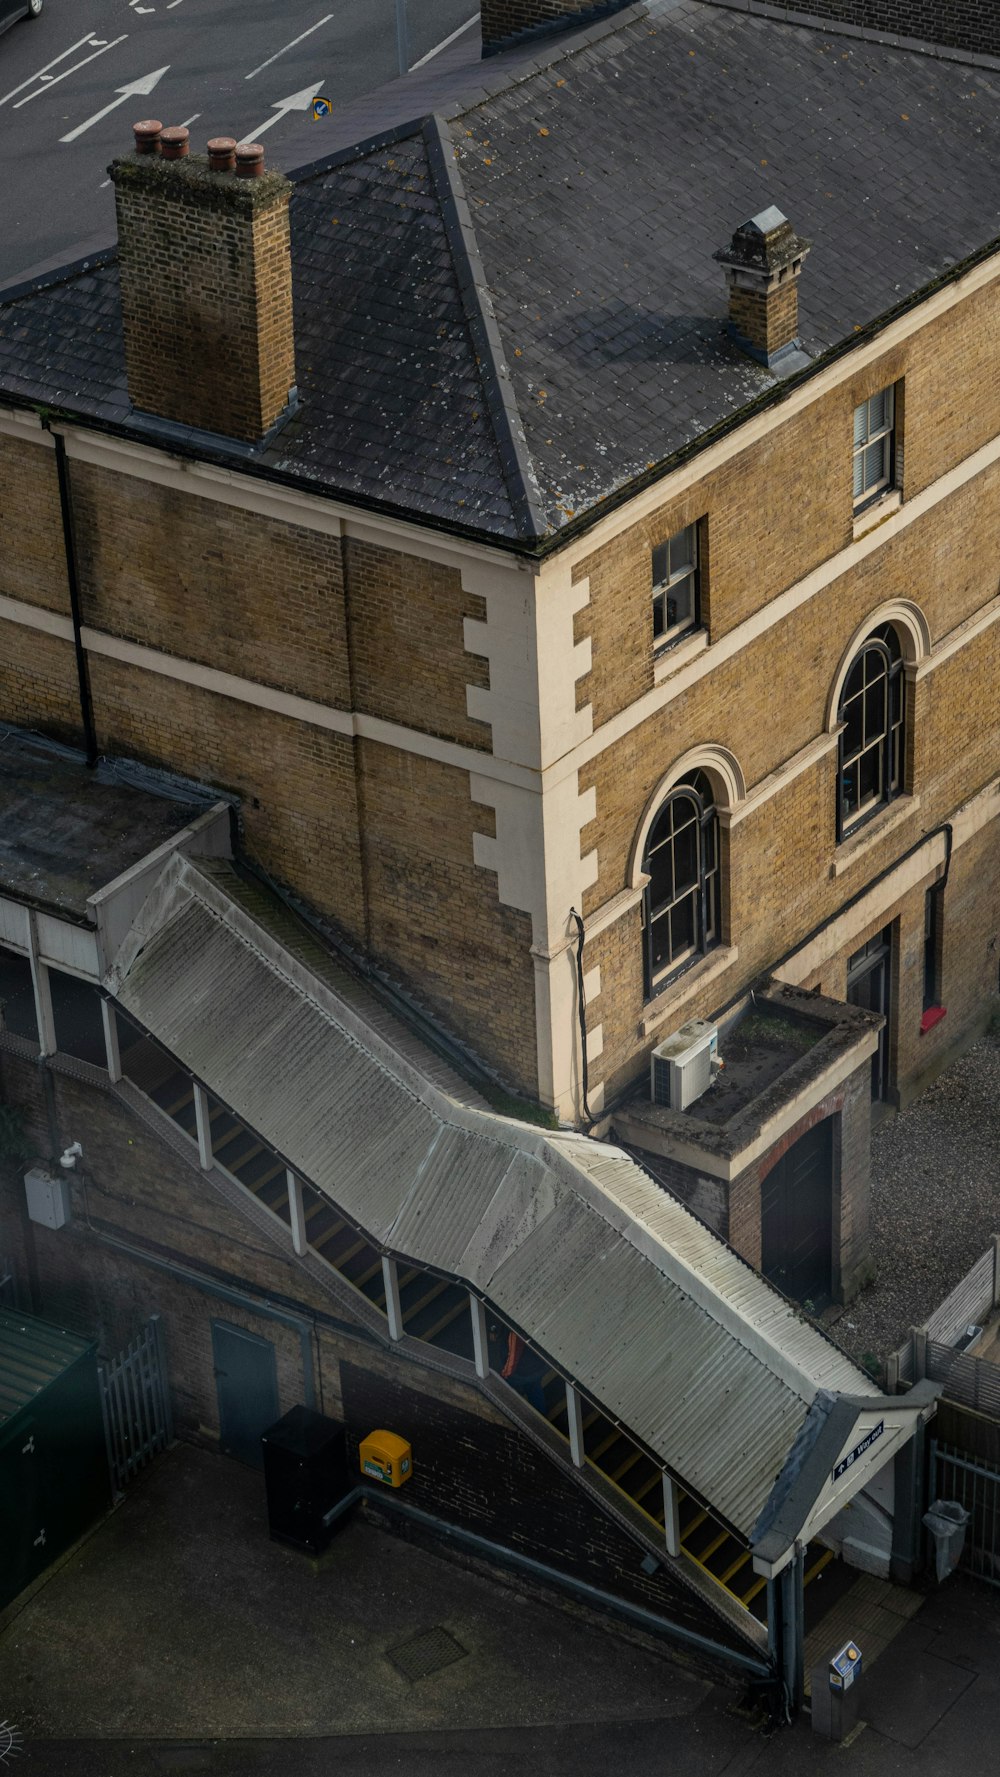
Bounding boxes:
24 1168 71 1231
829 1641 862 1691
359 1429 412 1488
650 1019 718 1111
261 1405 352 1557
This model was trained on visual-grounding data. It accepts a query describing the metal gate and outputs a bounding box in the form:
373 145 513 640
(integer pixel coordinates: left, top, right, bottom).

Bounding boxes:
99 1314 173 1496
929 1438 1000 1589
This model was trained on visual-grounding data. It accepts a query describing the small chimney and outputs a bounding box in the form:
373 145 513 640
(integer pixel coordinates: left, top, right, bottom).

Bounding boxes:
110 128 296 444
714 207 811 369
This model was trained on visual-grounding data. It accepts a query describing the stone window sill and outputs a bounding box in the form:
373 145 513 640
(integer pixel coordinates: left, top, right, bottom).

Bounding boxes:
641 945 739 1039
653 627 709 685
832 795 920 877
853 488 901 541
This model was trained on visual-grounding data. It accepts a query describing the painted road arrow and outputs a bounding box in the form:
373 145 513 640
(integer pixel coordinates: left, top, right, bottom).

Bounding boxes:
60 65 170 145
238 80 325 144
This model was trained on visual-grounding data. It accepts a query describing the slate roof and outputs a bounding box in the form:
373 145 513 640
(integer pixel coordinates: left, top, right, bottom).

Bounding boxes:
1 0 998 546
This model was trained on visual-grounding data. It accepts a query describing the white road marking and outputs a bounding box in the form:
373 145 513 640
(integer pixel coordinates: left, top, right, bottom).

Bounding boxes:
244 14 334 80
60 64 170 144
0 32 99 108
12 35 129 110
179 113 200 127
238 79 325 142
409 12 479 71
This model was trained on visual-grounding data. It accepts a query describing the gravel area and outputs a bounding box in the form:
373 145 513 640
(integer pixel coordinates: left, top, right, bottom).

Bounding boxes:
826 1032 1000 1370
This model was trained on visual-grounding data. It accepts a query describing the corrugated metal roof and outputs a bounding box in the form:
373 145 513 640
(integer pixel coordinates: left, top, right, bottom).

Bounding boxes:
0 1308 93 1427
109 852 877 1538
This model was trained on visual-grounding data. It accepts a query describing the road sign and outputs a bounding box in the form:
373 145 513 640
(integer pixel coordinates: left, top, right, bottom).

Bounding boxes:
312 95 332 120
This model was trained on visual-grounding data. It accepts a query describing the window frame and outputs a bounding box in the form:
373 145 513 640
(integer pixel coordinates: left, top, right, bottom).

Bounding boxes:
836 623 906 842
853 386 895 515
652 521 701 652
641 772 720 998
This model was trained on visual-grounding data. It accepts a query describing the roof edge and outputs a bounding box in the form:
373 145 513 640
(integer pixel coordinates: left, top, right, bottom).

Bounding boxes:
422 112 551 542
696 0 1000 74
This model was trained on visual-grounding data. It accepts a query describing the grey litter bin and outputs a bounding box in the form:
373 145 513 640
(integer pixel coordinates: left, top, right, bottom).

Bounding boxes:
922 1499 970 1582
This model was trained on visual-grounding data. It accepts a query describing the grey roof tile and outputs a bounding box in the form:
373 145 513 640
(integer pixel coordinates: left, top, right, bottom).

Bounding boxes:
0 2 998 543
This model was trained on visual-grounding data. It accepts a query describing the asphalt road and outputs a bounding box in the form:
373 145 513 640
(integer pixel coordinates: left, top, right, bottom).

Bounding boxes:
0 0 479 283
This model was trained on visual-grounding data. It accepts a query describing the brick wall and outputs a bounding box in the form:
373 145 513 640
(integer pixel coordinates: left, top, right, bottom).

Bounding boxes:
0 436 68 614
634 1066 871 1303
573 289 1000 730
339 1359 754 1660
360 741 538 1093
755 0 1000 58
343 538 490 749
729 281 799 358
72 463 352 708
112 154 296 441
0 625 80 742
87 655 368 943
481 0 632 53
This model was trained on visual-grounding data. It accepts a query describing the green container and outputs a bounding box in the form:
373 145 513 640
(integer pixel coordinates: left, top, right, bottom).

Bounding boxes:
0 1307 111 1609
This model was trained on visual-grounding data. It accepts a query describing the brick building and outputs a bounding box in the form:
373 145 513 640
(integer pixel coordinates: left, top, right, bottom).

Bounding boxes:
0 0 996 1707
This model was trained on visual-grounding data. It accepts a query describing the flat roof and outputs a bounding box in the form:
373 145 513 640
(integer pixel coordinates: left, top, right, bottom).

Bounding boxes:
0 728 207 923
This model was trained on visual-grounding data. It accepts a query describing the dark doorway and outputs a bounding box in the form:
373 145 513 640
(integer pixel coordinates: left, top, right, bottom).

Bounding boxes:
847 928 892 1101
761 1119 834 1308
211 1322 279 1469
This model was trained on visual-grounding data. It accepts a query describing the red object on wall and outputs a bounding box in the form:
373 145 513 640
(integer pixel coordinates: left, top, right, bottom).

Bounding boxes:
920 1006 947 1034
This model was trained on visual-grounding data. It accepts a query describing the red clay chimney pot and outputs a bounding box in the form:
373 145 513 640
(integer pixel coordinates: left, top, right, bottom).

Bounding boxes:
207 136 238 172
234 142 265 178
159 126 190 161
132 119 163 155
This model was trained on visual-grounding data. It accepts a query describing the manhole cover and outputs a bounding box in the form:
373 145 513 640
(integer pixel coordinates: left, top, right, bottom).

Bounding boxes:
386 1625 468 1682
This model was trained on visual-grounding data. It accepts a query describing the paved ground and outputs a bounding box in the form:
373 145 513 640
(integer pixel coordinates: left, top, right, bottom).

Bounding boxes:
828 1032 1000 1367
3 1442 1000 1775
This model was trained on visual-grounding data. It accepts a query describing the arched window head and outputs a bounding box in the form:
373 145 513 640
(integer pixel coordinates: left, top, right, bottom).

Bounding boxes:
837 622 905 839
641 770 719 996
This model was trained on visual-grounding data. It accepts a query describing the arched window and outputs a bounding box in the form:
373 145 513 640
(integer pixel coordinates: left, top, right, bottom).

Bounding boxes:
641 770 719 995
837 623 905 839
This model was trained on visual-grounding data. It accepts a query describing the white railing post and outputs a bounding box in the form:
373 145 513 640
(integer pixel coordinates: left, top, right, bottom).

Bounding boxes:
286 1169 307 1256
101 998 122 1081
382 1257 403 1341
470 1294 489 1378
565 1382 585 1468
27 913 57 1056
662 1475 681 1557
192 1082 212 1170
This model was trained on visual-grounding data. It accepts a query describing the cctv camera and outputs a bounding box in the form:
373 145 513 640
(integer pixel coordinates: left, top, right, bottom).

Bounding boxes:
59 1142 83 1170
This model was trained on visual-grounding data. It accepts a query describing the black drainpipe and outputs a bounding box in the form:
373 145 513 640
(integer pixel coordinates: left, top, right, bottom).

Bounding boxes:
49 425 98 766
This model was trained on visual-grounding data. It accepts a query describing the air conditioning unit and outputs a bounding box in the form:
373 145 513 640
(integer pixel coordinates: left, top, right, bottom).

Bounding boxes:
651 1019 718 1111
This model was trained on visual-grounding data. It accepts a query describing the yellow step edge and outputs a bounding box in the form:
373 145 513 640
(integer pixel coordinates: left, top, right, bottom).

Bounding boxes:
420 1298 469 1344
804 1548 835 1586
719 1549 752 1585
697 1528 731 1564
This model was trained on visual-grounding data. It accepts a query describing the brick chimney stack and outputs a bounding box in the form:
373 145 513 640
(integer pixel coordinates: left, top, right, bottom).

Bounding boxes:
714 207 811 370
110 128 297 444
